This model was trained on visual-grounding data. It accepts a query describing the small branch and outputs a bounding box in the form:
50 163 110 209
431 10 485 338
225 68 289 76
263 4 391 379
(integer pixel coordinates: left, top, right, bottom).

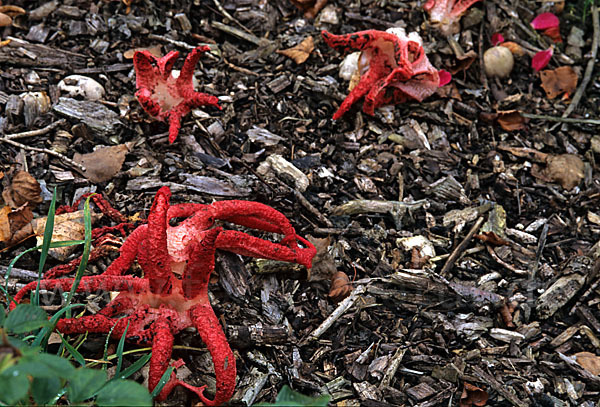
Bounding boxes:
440 217 484 276
520 113 600 125
305 284 367 342
562 3 599 118
3 119 65 140
0 137 85 172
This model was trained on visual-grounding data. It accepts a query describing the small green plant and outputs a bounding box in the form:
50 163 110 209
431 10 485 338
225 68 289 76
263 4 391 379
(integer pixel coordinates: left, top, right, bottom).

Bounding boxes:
0 192 153 406
255 385 331 406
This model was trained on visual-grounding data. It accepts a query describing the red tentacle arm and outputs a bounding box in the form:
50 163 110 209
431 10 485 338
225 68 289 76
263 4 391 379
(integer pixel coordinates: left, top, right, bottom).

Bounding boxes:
148 317 177 401
181 228 220 299
188 303 236 406
102 224 147 276
138 187 172 294
209 200 297 236
215 230 316 269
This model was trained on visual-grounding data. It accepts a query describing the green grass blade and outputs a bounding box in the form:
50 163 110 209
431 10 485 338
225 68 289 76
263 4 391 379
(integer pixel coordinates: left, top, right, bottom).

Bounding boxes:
59 333 86 366
4 240 84 306
150 366 174 398
115 322 129 375
64 194 94 317
32 303 84 348
111 353 151 382
34 188 58 306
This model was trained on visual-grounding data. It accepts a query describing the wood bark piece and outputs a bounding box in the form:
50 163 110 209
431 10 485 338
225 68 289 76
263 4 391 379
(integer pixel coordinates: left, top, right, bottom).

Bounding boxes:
52 97 122 140
0 36 87 68
332 199 429 229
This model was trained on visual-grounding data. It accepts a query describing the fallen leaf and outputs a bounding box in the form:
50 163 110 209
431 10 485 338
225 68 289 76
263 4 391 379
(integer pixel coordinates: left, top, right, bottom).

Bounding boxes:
289 0 328 19
328 271 351 303
496 110 527 131
532 48 553 72
307 236 337 282
459 382 489 407
0 5 26 17
0 206 11 242
540 66 578 99
532 154 585 190
0 12 11 27
1 171 43 209
474 231 510 246
277 36 314 64
10 210 101 261
123 45 163 59
491 33 505 46
574 352 600 375
73 143 131 183
500 41 526 57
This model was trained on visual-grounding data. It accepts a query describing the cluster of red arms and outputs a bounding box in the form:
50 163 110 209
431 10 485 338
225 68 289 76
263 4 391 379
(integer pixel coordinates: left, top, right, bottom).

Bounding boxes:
11 2 484 403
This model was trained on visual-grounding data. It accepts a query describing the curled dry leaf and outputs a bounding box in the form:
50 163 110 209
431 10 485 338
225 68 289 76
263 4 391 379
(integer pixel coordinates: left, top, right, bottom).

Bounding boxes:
0 206 11 242
123 45 162 59
500 41 525 57
574 352 600 376
0 5 26 17
2 171 43 209
474 231 510 246
540 66 578 99
73 143 132 183
532 154 585 190
0 12 11 27
276 36 314 64
307 236 337 282
328 271 352 303
1 204 35 246
496 110 527 131
459 382 488 407
10 210 101 261
289 0 328 19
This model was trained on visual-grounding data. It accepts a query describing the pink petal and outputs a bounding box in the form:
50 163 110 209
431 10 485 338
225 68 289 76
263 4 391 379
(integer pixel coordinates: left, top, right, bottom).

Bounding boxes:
532 48 553 71
531 12 559 30
491 33 505 46
438 70 452 86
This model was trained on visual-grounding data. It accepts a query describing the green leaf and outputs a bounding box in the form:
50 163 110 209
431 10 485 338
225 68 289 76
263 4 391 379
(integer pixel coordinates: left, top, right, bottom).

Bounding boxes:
255 385 331 407
111 353 151 381
0 370 30 404
16 352 76 380
31 376 63 405
67 367 107 403
96 379 152 407
33 303 84 349
115 321 129 375
59 333 86 366
0 303 5 326
65 194 94 315
4 304 49 334
150 365 173 398
34 188 58 306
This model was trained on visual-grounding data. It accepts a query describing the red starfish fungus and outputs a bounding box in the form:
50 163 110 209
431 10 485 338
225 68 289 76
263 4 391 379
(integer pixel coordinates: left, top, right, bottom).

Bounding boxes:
322 29 441 120
133 46 221 143
11 187 316 405
423 0 483 35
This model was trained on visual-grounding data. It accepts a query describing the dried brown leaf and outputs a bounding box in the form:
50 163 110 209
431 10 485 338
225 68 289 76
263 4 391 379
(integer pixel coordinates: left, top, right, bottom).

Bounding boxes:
574 352 600 376
277 36 314 64
0 12 11 27
496 110 526 131
500 41 526 57
544 154 585 190
123 45 163 59
289 0 328 18
540 66 578 99
328 271 351 303
73 144 131 183
459 382 489 407
0 5 26 17
0 206 11 243
2 171 42 208
474 231 510 246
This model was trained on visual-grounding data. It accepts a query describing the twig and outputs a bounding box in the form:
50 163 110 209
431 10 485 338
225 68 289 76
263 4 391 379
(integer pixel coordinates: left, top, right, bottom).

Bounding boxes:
305 284 367 342
2 119 65 140
440 216 484 276
471 365 529 407
210 21 268 47
486 244 528 275
0 265 39 281
562 3 599 118
521 113 600 126
293 189 334 228
0 137 85 172
147 33 196 50
211 0 254 35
